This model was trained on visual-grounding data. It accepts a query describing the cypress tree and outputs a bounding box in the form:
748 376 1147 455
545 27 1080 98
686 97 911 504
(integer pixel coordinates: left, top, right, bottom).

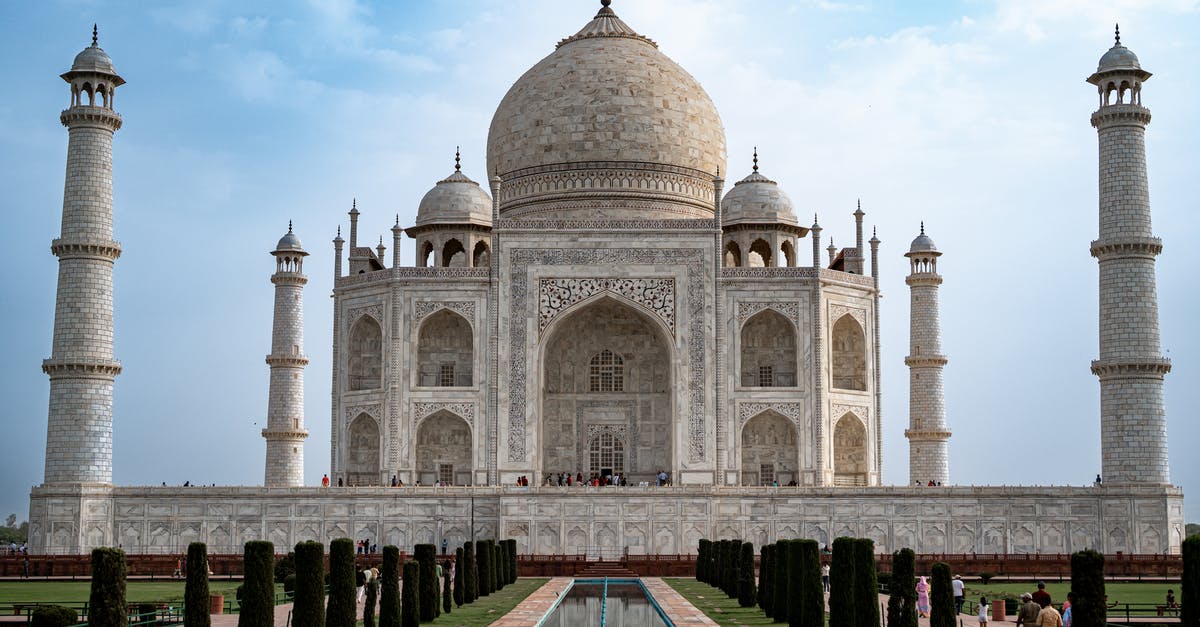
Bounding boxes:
379 546 401 627
184 542 210 627
853 539 879 627
292 541 326 627
829 537 856 627
238 541 275 627
453 547 465 607
463 542 478 603
1070 550 1107 627
929 562 955 627
493 541 504 591
89 547 127 627
507 539 519 584
714 540 725 590
415 544 438 622
476 540 491 597
800 540 825 627
442 560 453 615
492 541 501 592
1184 534 1200 627
759 544 772 614
772 541 789 623
886 548 917 627
364 579 378 627
728 539 743 598
697 539 710 583
786 540 804 626
401 561 420 627
738 542 757 607
327 538 357 627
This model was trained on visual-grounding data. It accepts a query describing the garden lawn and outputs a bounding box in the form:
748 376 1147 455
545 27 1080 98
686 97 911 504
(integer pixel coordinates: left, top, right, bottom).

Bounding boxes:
963 581 1176 607
0 580 251 612
664 577 779 626
423 577 547 626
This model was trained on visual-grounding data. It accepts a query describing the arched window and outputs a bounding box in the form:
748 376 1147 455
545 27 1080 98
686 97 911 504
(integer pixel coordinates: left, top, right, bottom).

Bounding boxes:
748 238 772 267
740 310 796 387
780 241 795 268
723 241 742 267
415 411 472 486
418 310 473 387
472 241 491 267
346 413 380 486
419 241 434 267
588 349 624 392
831 314 867 391
442 238 466 267
740 411 798 485
589 431 625 474
833 413 867 486
348 316 383 391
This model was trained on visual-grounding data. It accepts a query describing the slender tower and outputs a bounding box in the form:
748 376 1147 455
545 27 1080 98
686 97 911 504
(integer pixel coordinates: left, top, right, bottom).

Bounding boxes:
42 28 125 485
904 224 951 485
1087 27 1170 485
263 223 309 487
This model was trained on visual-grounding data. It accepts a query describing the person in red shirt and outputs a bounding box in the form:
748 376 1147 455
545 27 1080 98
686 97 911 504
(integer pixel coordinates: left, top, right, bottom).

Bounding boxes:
1032 581 1052 609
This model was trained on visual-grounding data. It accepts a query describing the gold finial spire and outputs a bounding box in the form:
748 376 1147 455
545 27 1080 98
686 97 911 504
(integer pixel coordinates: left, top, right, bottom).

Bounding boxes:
92 24 98 47
752 147 759 173
455 146 461 172
1115 23 1121 46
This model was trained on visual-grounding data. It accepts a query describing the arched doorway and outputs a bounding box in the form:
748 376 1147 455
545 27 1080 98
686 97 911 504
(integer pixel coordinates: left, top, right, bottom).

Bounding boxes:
415 411 472 485
740 310 797 387
831 315 867 391
348 316 383 391
346 413 380 486
832 413 867 486
417 310 473 387
541 297 672 483
740 411 798 485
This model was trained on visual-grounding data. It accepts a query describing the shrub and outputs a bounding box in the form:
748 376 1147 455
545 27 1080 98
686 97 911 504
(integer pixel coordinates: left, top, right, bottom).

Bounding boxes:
379 545 401 627
415 544 437 621
738 542 756 607
326 538 356 627
853 539 879 627
490 540 500 594
1185 534 1200 627
930 562 955 627
697 539 710 583
90 547 127 627
401 561 420 627
1071 550 1106 627
886 548 917 627
492 541 504 592
772 540 789 623
800 540 825 627
979 572 995 585
453 547 465 607
442 560 453 615
237 541 275 627
292 541 325 627
506 539 519 584
185 542 210 627
274 552 295 583
30 605 78 627
786 540 804 626
713 540 724 590
463 542 478 603
829 537 856 627
758 544 772 614
364 579 378 627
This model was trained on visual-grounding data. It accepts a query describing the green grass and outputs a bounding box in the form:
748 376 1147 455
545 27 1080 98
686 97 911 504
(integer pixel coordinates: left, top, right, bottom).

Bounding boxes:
664 578 779 626
962 581 1177 607
416 577 547 626
0 581 278 612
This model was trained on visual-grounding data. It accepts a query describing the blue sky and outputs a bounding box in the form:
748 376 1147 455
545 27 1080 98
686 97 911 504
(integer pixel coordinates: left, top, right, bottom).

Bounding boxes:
1 0 1197 524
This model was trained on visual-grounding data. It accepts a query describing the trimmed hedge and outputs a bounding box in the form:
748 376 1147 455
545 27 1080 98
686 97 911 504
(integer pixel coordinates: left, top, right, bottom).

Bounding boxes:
853 539 879 627
185 542 210 627
415 544 438 621
829 537 856 627
453 547 465 607
758 544 772 615
772 540 789 623
786 540 804 626
738 541 756 607
30 605 78 627
506 539 519 584
886 548 917 627
800 540 825 627
238 541 275 627
1071 550 1106 627
442 560 453 615
478 541 492 598
697 539 710 583
463 542 478 603
293 541 326 627
490 540 500 594
930 562 955 627
401 561 420 627
90 547 127 627
492 541 504 592
327 538 356 627
1185 534 1200 627
379 545 401 627
364 579 378 627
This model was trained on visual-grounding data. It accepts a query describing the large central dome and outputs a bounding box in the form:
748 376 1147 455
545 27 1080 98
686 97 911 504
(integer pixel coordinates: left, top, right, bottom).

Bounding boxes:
486 1 727 219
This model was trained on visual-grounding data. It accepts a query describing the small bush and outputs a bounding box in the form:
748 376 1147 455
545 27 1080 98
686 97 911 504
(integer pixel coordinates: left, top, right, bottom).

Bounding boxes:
90 547 127 627
185 542 210 627
978 572 994 585
401 561 420 627
237 541 275 627
274 552 296 583
379 546 401 627
292 541 325 627
283 574 296 595
30 605 78 627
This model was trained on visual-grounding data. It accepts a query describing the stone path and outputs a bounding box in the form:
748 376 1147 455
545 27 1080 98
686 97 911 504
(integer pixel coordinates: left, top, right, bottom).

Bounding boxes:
641 577 719 625
211 602 294 627
490 576 573 626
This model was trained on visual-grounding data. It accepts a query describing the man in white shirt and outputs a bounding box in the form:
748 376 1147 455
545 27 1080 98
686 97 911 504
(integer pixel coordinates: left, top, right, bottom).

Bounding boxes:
952 575 965 614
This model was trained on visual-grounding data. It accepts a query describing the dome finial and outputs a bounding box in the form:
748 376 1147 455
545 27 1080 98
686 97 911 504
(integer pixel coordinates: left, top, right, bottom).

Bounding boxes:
601 0 611 6
455 146 461 171
92 24 98 47
752 147 759 173
920 221 925 235
1115 23 1121 46
288 220 293 234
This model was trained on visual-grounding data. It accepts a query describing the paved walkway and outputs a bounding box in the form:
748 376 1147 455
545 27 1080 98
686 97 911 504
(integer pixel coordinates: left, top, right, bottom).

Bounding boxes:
641 577 719 625
211 602 294 627
490 576 573 626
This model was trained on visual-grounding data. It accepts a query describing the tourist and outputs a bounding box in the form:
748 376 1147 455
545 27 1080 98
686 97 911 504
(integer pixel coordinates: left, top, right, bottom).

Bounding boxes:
1018 593 1041 627
952 575 965 614
322 474 330 487
22 554 29 579
391 474 398 487
1036 595 1062 627
356 568 366 602
916 576 930 618
1032 581 1051 608
977 596 990 626
1062 592 1074 627
1166 589 1178 611
821 562 831 593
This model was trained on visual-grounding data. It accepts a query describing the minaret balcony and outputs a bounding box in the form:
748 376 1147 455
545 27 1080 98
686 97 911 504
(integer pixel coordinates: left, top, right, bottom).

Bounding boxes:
265 354 310 367
42 358 122 378
1090 357 1171 379
1089 237 1162 260
51 238 122 261
1091 104 1151 128
904 355 948 367
904 428 952 440
60 107 122 131
904 273 942 287
261 428 309 440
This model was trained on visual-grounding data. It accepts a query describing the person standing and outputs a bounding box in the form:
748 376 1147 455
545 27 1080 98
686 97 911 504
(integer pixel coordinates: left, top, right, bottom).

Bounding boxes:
821 563 831 593
916 576 931 618
1032 581 1052 608
1018 593 1041 627
978 597 989 626
1036 597 1063 627
322 473 330 487
952 575 965 614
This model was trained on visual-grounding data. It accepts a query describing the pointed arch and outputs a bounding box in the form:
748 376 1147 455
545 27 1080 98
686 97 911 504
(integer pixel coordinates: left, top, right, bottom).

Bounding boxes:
346 413 381 486
348 316 383 390
442 238 466 267
831 314 867 391
780 240 796 268
740 410 798 485
417 309 473 387
832 413 867 486
419 240 434 267
740 309 797 387
748 238 772 267
415 410 472 485
723 241 742 267
472 240 491 267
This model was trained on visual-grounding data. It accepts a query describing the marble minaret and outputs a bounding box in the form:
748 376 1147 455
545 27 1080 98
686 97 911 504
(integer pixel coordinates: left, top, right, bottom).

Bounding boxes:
262 223 309 487
1087 27 1171 485
905 224 951 485
43 28 125 485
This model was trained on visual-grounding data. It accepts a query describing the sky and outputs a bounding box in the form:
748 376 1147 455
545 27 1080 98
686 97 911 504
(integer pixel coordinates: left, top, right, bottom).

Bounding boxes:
0 0 1197 525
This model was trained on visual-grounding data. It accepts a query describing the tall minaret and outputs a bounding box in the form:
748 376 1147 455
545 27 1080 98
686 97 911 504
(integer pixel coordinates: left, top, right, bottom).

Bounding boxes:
904 224 951 485
1087 27 1170 485
42 28 125 485
262 223 309 487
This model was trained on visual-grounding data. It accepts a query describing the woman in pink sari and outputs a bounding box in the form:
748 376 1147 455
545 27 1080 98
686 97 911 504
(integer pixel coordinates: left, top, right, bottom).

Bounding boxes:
916 576 931 618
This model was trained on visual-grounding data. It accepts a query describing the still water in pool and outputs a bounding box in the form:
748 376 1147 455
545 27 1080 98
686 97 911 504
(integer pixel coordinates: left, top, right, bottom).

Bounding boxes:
539 582 670 627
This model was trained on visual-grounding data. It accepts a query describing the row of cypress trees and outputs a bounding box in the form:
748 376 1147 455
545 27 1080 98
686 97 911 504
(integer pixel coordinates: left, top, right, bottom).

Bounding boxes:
761 538 823 625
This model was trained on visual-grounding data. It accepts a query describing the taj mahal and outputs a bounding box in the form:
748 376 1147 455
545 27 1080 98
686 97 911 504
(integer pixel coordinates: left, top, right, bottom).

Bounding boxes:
29 2 1185 555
